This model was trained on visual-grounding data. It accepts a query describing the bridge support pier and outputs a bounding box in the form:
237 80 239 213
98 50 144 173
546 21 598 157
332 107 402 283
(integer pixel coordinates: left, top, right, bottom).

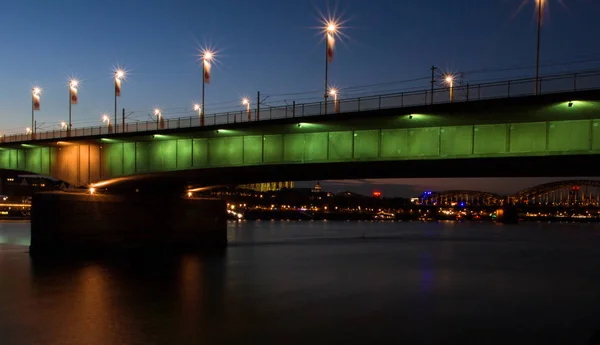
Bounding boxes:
495 204 519 224
29 192 227 258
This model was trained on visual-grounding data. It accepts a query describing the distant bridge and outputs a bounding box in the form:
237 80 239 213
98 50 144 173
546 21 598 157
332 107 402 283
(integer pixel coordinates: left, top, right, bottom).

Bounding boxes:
424 179 600 206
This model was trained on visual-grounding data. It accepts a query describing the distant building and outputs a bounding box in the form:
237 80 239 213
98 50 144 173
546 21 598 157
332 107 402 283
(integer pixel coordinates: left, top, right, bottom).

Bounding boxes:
1 175 67 199
312 182 323 193
240 181 294 192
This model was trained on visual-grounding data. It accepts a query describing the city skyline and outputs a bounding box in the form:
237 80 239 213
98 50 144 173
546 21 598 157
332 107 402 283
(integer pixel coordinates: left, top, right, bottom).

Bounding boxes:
1 0 600 193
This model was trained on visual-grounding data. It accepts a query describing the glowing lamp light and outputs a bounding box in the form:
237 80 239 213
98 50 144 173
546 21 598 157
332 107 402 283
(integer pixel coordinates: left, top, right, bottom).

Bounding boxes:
242 98 249 105
187 192 192 197
329 88 337 96
69 79 79 88
154 108 161 116
102 115 110 123
193 104 201 111
115 69 125 80
60 121 67 129
445 76 454 84
25 127 32 134
203 51 214 61
89 187 96 195
32 87 41 96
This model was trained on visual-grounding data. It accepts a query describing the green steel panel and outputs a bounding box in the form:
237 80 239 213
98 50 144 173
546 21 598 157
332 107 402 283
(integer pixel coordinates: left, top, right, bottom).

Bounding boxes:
40 147 50 175
0 150 8 169
123 143 136 175
209 137 243 166
593 121 600 151
510 122 547 153
380 129 409 158
440 126 473 156
474 124 507 154
329 131 353 161
106 143 123 178
16 150 25 170
176 139 193 170
192 139 208 167
284 134 304 162
9 150 17 169
353 130 379 160
243 136 262 165
304 133 328 162
263 134 283 163
150 140 177 171
408 128 440 156
548 120 590 152
135 142 151 173
26 148 42 174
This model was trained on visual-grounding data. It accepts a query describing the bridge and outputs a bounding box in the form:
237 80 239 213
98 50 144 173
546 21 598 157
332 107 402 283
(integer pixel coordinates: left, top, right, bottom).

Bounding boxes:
2 71 600 192
6 71 600 257
422 180 600 206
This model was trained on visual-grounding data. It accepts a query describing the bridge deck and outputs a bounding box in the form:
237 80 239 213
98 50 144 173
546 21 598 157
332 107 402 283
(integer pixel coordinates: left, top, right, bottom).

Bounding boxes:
3 70 600 144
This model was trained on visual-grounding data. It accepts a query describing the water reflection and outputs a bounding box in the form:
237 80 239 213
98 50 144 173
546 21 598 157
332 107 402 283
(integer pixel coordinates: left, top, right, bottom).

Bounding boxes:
2 221 600 344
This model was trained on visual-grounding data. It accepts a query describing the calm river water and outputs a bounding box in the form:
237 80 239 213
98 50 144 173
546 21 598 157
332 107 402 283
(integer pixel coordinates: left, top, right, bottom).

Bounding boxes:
2 220 600 344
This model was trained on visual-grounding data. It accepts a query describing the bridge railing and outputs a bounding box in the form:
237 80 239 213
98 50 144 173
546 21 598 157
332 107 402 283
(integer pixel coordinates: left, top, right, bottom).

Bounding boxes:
3 70 600 143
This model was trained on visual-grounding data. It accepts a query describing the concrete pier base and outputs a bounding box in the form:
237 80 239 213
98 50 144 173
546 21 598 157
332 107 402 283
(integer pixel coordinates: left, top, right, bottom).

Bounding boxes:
496 205 519 224
29 192 227 258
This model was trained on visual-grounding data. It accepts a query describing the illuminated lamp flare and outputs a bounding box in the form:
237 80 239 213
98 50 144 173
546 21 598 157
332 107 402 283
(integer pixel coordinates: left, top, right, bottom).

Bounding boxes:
32 87 41 111
194 104 204 126
329 88 339 113
326 32 335 63
155 108 165 129
445 75 454 102
114 70 125 97
102 114 113 133
203 59 211 84
69 79 78 104
242 98 250 121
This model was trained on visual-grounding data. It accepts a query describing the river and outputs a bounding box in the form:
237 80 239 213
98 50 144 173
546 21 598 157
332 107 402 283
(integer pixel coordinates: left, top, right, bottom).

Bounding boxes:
1 220 600 344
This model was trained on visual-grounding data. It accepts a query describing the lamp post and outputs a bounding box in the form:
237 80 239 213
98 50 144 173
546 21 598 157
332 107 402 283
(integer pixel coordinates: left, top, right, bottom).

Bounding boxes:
31 87 41 138
194 104 203 126
201 49 214 121
329 88 339 113
114 69 125 131
242 98 250 121
69 79 78 135
102 114 111 133
154 108 162 130
445 76 454 102
60 122 67 131
535 0 544 95
324 20 338 115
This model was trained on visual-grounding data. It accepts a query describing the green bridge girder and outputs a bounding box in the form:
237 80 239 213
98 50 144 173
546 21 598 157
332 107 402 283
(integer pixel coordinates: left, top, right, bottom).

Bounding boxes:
0 97 599 186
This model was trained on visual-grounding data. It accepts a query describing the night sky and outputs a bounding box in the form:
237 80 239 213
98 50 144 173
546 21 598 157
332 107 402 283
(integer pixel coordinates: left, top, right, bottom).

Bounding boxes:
1 0 600 196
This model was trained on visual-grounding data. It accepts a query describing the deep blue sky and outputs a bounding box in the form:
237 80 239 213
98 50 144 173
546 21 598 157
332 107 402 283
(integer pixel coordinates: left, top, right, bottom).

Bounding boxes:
1 0 600 196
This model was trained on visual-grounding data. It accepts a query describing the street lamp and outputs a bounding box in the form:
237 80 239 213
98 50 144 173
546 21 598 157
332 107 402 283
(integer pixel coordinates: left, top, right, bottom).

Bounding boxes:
60 121 67 130
114 68 126 131
323 19 339 115
102 114 112 133
445 75 454 102
242 98 250 121
193 104 203 126
329 88 339 113
31 87 41 137
535 0 544 95
154 108 163 130
25 127 32 134
201 49 215 121
68 79 79 134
